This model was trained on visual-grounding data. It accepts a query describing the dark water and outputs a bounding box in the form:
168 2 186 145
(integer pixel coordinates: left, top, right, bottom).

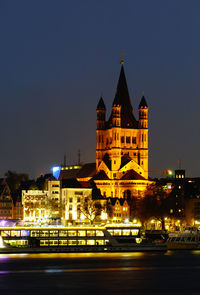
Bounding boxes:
0 251 200 294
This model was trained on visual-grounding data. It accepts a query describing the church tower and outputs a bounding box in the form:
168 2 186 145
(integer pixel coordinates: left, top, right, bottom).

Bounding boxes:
94 61 150 199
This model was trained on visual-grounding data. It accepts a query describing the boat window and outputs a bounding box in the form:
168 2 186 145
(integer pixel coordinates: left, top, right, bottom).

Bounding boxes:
40 240 49 246
87 230 95 236
113 230 121 236
30 231 40 237
68 240 77 246
1 231 10 237
49 240 58 246
77 230 86 237
122 230 130 236
59 230 68 237
59 240 68 246
40 231 49 237
49 231 58 237
96 240 104 245
96 230 104 237
87 240 95 245
21 230 30 237
68 231 77 237
130 229 139 236
11 230 21 237
77 240 86 245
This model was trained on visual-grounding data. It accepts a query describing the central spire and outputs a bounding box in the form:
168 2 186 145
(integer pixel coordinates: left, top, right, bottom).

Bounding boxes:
109 62 137 128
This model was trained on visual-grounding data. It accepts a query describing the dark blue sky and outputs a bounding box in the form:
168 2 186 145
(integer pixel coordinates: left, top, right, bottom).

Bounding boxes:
0 0 200 178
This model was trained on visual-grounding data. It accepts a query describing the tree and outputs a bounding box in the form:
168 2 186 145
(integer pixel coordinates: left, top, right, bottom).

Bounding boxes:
5 170 29 192
80 199 104 224
135 183 170 230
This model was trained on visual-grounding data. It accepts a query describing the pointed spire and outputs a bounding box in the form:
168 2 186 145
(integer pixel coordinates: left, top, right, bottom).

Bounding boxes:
112 65 132 109
139 94 148 108
110 64 137 128
97 96 106 110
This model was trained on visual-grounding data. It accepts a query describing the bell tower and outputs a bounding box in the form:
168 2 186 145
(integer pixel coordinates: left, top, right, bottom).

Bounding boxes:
138 94 148 178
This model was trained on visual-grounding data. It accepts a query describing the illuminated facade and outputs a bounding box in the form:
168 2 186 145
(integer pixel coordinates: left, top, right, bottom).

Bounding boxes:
47 180 61 220
61 186 93 224
0 179 13 219
94 63 150 198
22 190 49 224
107 198 130 223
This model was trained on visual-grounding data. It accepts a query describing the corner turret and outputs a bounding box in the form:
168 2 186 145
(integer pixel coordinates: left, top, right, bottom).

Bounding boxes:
138 94 148 129
96 97 106 130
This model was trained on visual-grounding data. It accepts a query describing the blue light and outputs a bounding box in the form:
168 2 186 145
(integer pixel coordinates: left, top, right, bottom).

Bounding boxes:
52 166 61 180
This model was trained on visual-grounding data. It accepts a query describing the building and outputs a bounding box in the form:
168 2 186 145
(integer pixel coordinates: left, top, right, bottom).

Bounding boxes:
0 179 13 219
94 61 150 198
107 197 130 223
22 189 49 224
61 178 93 224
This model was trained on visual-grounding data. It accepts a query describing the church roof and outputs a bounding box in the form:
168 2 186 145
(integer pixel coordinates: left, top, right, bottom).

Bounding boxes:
102 153 111 170
120 170 146 181
77 163 96 178
139 95 148 108
92 170 110 181
97 97 106 110
61 178 83 188
120 154 132 169
108 65 138 128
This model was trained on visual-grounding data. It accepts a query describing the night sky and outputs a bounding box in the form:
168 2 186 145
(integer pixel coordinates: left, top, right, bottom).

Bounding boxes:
0 0 200 178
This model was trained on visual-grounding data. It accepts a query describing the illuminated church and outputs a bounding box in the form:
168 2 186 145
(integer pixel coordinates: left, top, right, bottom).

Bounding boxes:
93 60 150 198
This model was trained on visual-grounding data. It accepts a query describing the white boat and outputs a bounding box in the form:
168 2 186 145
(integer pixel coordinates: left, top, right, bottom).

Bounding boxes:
166 226 200 250
0 225 166 253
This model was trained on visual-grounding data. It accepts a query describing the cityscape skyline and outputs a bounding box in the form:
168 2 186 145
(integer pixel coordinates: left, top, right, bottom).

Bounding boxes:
0 0 200 178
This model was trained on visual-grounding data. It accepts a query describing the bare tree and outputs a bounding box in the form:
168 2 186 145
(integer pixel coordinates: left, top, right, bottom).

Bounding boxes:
135 183 170 230
80 199 104 224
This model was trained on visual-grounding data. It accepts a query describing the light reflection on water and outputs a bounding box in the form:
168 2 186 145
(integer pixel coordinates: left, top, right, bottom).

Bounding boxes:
0 252 147 260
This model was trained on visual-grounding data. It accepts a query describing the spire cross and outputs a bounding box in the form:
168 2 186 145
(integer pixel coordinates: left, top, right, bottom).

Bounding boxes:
120 52 125 65
142 90 144 96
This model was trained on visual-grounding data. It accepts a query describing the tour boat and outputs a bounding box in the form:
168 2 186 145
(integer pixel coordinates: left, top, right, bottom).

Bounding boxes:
166 226 200 250
0 225 166 253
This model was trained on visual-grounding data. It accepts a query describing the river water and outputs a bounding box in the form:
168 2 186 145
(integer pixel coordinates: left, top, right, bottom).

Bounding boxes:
0 251 199 294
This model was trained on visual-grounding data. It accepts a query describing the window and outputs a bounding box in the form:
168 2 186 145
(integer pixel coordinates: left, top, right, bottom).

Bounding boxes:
121 136 124 143
77 197 80 203
69 198 73 203
132 137 136 144
126 136 130 143
75 192 83 195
